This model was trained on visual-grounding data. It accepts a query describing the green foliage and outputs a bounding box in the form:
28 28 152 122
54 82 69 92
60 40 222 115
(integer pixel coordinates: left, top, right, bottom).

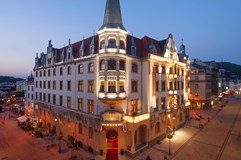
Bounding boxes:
0 76 24 83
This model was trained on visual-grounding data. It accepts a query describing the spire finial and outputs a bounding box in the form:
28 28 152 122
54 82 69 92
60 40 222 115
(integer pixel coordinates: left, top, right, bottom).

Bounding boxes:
99 0 126 31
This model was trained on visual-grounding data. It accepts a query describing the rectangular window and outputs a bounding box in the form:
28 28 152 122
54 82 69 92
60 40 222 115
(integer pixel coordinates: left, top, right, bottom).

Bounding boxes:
67 80 71 91
88 100 94 114
161 81 166 91
119 81 125 92
156 80 159 92
89 127 93 139
169 81 173 90
88 80 94 92
48 81 51 89
59 95 63 106
53 94 56 104
131 81 138 92
53 81 56 90
78 123 82 134
78 80 83 92
40 81 42 88
59 81 63 90
108 81 116 93
131 100 138 115
181 81 184 90
39 93 42 101
195 84 199 90
35 92 38 100
132 63 138 73
78 98 83 111
35 81 38 88
48 94 50 103
67 96 71 108
156 98 159 110
161 98 166 109
99 81 104 92
177 95 180 105
43 81 46 89
43 93 46 102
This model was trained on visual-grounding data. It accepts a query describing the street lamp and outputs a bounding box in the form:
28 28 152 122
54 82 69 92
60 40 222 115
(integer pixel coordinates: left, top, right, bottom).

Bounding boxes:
167 134 173 155
173 116 176 135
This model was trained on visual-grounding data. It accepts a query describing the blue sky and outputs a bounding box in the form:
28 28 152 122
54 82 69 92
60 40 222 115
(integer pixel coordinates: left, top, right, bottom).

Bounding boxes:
0 0 241 78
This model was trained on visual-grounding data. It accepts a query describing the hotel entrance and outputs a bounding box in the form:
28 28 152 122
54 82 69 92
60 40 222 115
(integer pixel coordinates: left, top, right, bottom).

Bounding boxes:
105 129 118 160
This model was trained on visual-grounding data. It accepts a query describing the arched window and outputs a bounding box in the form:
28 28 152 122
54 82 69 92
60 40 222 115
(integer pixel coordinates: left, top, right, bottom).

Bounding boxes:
67 66 71 75
119 60 125 70
88 62 94 73
100 40 105 49
108 39 117 48
149 44 157 54
78 64 84 74
155 122 160 134
100 60 106 70
48 69 51 76
119 40 125 49
108 59 116 70
60 67 63 75
53 68 56 76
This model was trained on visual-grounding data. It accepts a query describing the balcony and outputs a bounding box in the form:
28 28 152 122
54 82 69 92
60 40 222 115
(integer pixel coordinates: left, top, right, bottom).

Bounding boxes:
98 92 126 106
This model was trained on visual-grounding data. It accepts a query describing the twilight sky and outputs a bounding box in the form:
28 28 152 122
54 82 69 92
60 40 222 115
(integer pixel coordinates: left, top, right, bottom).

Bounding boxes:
0 0 241 78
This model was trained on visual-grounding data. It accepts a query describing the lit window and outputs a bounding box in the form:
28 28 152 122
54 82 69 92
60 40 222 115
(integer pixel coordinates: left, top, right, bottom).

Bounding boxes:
88 80 94 92
78 98 83 111
108 81 116 93
99 81 104 92
119 81 125 92
88 100 94 114
78 80 83 92
67 96 71 108
161 97 166 109
131 100 138 115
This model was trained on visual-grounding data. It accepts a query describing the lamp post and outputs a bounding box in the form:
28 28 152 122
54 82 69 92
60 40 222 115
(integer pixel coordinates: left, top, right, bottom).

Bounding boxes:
173 116 176 135
167 134 173 155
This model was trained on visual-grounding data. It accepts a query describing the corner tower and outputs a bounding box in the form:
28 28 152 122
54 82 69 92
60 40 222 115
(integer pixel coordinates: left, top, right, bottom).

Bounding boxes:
98 0 128 54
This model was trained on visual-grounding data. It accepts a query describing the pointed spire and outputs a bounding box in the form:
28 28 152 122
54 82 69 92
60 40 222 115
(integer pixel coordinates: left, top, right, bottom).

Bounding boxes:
99 0 126 31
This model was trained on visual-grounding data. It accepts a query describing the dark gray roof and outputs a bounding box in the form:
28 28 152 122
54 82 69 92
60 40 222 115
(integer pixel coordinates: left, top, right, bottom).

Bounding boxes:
99 0 126 31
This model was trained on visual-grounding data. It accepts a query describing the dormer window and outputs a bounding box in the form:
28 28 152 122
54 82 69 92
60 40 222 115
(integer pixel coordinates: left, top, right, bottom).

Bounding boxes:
131 46 136 55
108 39 117 48
68 52 71 59
149 44 157 54
119 40 125 49
90 45 95 55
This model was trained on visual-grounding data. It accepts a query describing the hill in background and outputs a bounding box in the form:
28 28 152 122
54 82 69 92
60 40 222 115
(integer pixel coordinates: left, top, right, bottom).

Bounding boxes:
0 76 24 83
217 62 241 79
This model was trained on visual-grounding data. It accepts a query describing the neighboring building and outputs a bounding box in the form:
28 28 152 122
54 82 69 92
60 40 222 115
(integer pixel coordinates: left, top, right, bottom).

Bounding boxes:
190 59 218 109
16 80 26 92
28 0 189 157
0 90 7 98
24 73 35 116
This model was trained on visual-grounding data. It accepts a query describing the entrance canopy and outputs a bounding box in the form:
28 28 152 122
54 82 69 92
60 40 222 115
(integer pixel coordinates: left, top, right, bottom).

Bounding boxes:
17 116 28 123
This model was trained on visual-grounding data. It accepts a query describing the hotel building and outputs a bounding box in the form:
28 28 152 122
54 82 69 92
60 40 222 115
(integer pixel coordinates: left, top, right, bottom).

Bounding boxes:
25 0 190 158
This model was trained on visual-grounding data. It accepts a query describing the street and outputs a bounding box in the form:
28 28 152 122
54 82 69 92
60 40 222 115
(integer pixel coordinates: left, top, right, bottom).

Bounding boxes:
0 95 241 160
